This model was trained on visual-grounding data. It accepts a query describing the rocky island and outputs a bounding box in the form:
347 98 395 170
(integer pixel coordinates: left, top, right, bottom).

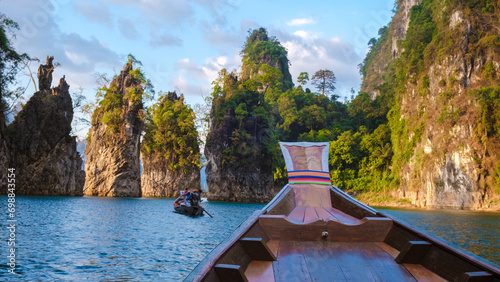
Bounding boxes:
6 56 85 195
83 57 145 197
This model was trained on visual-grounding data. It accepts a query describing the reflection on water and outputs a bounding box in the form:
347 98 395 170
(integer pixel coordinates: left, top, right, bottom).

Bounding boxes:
0 196 264 281
376 207 500 266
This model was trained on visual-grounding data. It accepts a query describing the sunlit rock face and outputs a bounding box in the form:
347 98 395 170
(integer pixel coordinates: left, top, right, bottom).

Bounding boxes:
360 0 500 209
83 62 143 197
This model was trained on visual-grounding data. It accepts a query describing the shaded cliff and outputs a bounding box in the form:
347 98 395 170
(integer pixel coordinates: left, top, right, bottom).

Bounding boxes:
83 58 145 197
6 56 85 195
141 91 201 197
359 0 500 209
205 31 284 203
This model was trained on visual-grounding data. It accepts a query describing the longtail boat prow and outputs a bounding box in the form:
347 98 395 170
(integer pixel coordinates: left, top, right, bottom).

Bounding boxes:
186 142 500 282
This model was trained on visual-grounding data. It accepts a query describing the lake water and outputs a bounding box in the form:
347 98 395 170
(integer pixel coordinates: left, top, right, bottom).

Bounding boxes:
0 196 498 281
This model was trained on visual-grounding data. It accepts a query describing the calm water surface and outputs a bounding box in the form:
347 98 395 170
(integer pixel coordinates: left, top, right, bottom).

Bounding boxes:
0 196 498 281
0 196 264 281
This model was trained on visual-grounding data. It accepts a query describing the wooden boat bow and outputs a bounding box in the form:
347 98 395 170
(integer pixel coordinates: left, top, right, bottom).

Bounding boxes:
185 142 500 282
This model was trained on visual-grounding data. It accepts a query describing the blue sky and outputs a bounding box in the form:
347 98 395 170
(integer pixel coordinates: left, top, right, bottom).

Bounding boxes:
1 0 395 137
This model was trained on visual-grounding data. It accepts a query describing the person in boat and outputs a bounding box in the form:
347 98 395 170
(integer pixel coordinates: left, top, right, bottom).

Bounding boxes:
184 191 192 207
190 190 201 207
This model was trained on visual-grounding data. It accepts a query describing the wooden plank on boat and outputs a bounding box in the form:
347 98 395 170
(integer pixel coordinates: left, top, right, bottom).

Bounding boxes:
314 207 337 222
461 271 494 282
300 241 347 281
265 185 295 216
287 207 306 222
201 269 221 282
273 241 312 282
259 215 392 241
421 246 493 282
395 241 432 264
259 215 324 241
293 184 331 207
186 210 263 282
243 223 270 243
325 207 360 224
403 264 447 282
217 241 252 272
303 207 320 222
329 186 377 219
323 242 381 281
374 242 400 259
360 242 417 281
383 222 424 251
240 238 276 261
214 264 248 282
244 261 275 282
267 240 279 258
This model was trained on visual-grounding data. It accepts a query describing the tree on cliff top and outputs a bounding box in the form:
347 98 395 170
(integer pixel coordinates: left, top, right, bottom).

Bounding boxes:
88 54 153 140
141 91 201 173
311 69 336 97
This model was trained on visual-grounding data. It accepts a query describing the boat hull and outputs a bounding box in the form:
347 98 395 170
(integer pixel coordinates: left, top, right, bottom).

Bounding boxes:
185 184 500 281
174 205 204 217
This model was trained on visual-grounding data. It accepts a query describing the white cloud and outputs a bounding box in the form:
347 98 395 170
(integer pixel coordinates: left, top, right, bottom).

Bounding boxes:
1 0 122 95
293 30 309 39
118 18 140 40
74 1 113 27
286 17 317 27
171 54 239 96
101 0 193 26
201 22 241 47
279 31 362 97
150 32 183 47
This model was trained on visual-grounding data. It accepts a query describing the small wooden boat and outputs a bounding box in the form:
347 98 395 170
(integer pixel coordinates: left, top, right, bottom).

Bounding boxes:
174 194 204 216
185 142 500 282
174 204 204 216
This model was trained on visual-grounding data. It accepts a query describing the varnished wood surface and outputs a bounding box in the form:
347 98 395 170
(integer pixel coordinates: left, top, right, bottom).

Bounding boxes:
260 214 392 241
188 185 500 282
403 264 447 282
245 261 275 282
374 242 400 258
240 238 276 261
314 207 337 222
267 240 279 258
287 206 306 222
266 185 295 216
303 207 319 222
273 241 417 282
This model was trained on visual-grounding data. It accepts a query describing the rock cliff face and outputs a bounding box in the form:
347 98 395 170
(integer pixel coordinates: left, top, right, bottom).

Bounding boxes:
361 0 423 98
83 61 144 197
141 156 200 197
360 0 500 209
204 28 282 203
6 56 85 195
205 76 274 202
205 116 274 202
141 92 201 197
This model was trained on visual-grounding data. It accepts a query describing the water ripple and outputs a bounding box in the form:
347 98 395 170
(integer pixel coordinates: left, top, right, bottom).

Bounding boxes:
0 196 264 281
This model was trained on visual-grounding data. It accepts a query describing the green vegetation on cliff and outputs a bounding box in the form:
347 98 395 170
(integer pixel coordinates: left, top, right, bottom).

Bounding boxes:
351 0 500 207
0 15 32 124
141 91 201 172
89 55 151 140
